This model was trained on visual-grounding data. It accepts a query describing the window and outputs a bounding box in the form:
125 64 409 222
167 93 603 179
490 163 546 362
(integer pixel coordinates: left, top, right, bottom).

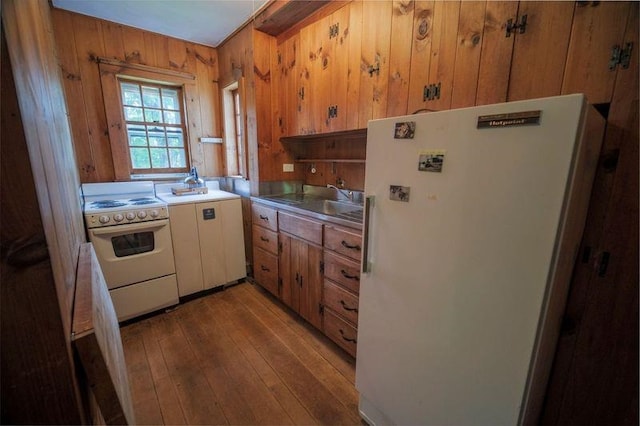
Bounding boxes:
222 79 248 178
119 80 188 173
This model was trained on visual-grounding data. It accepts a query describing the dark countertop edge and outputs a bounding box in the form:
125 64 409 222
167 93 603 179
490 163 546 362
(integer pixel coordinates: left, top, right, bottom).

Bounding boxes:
250 196 363 231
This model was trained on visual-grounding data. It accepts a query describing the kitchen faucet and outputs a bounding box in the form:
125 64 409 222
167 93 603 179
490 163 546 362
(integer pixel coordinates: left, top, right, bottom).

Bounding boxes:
326 184 353 202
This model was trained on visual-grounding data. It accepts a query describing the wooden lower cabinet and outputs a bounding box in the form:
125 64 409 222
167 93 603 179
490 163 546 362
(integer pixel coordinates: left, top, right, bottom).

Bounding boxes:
251 200 362 357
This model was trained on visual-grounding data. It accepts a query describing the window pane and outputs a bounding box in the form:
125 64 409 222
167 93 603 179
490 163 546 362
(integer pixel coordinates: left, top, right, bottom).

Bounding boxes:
163 110 181 124
169 148 186 168
142 86 161 108
144 109 162 123
166 127 183 146
124 106 144 121
161 88 179 110
126 124 146 146
130 148 151 168
148 135 167 147
150 148 169 168
121 83 142 106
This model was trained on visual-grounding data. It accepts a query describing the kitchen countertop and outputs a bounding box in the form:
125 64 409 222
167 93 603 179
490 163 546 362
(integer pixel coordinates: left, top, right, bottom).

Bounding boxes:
252 194 363 230
156 182 239 206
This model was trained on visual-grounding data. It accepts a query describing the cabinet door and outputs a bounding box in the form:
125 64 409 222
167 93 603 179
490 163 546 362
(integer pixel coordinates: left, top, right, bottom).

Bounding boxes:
300 243 323 330
508 1 574 101
169 204 204 296
358 0 393 127
407 1 436 115
197 201 226 289
219 199 246 282
277 35 299 137
386 0 416 117
475 1 518 106
561 1 632 104
450 1 486 109
279 232 293 307
324 5 350 133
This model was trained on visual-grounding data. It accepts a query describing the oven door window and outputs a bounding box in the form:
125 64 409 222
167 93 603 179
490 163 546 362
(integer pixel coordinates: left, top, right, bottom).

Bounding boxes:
111 231 154 257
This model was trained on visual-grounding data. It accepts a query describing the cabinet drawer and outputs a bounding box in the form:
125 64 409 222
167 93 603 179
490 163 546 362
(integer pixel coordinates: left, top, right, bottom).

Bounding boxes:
324 308 357 357
279 211 323 245
324 225 362 261
253 247 279 297
252 202 278 232
252 224 278 254
323 280 358 326
324 251 360 294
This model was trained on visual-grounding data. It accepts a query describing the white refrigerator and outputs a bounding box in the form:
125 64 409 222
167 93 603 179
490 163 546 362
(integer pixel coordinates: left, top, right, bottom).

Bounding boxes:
356 94 604 425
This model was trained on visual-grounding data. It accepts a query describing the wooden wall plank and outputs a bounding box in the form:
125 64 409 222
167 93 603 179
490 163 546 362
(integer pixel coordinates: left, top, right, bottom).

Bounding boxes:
450 1 486 109
407 1 435 114
51 8 225 182
475 1 518 106
508 1 574 101
70 12 116 181
387 0 415 117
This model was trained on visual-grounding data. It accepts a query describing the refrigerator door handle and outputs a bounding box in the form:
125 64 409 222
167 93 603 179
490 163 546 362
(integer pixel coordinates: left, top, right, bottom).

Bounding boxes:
362 195 374 273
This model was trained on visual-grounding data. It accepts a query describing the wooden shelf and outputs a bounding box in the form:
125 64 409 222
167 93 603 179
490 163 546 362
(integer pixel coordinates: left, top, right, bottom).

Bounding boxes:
280 128 367 144
295 159 365 163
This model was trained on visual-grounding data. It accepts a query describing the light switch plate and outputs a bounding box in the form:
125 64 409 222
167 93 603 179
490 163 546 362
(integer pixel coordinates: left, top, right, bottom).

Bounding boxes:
283 163 294 172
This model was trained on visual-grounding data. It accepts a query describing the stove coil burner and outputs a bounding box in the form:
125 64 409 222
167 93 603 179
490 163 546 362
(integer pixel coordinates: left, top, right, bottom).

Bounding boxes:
129 197 160 205
90 200 127 208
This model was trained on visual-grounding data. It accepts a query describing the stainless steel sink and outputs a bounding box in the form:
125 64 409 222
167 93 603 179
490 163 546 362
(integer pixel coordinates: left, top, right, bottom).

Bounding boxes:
261 194 364 223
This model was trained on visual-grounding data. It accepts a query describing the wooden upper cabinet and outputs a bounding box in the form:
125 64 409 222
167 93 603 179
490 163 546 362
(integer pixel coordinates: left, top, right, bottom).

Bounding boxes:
507 1 575 101
562 1 633 105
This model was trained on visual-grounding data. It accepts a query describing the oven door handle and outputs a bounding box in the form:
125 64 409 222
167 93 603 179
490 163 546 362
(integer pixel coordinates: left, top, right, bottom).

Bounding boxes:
89 219 170 236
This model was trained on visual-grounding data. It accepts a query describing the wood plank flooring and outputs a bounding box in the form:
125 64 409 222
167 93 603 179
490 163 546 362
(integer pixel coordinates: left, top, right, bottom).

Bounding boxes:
119 281 361 425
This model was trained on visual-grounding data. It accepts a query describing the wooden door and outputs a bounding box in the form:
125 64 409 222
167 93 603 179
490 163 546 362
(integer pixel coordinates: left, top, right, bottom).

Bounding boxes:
345 0 363 130
288 236 306 313
561 1 632 104
507 1 574 101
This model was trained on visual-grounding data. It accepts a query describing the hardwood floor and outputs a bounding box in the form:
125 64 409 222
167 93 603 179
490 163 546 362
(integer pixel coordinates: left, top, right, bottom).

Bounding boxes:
120 281 361 425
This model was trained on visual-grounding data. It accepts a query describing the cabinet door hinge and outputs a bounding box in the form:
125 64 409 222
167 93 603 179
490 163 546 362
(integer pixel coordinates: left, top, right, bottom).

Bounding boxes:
610 42 634 71
319 303 324 315
278 277 283 292
598 251 611 277
506 14 527 37
298 87 305 100
329 23 340 39
423 82 441 101
320 260 325 274
277 52 282 65
327 105 338 119
278 241 283 253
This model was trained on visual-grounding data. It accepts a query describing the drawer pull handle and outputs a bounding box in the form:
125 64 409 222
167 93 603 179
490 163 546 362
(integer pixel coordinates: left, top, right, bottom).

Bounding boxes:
261 265 270 272
341 240 361 251
340 300 358 312
259 215 269 221
260 236 269 242
339 329 357 343
341 269 360 281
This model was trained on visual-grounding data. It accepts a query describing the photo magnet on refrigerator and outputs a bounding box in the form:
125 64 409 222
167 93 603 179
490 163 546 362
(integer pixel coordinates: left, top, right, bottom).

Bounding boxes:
389 185 410 202
418 150 446 173
394 121 416 139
